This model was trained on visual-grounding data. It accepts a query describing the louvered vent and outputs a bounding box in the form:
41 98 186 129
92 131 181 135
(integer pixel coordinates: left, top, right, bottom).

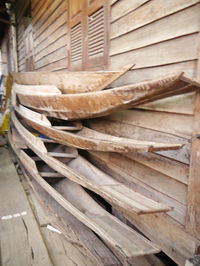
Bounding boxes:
88 7 104 57
71 23 82 62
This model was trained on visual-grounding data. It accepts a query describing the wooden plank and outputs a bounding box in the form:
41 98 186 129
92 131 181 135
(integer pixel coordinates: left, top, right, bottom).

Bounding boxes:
9 137 161 259
111 4 200 56
110 33 199 70
11 114 172 215
111 0 199 39
88 151 186 224
106 109 193 138
111 0 149 22
22 173 119 266
124 152 188 185
14 73 200 121
0 147 52 266
34 0 67 40
14 64 134 94
35 46 68 69
33 11 68 49
35 35 68 62
137 92 195 115
124 212 200 266
32 0 55 25
87 118 191 164
34 25 67 56
186 92 200 238
88 151 187 205
15 105 184 153
35 58 68 71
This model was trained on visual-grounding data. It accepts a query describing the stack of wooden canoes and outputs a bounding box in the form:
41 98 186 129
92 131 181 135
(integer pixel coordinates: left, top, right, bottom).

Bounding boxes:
9 65 200 265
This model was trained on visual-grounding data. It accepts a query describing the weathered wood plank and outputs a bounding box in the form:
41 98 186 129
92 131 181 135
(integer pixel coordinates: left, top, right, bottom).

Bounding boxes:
33 0 66 36
110 4 200 55
110 61 197 87
35 35 68 62
124 152 189 185
105 109 193 138
186 93 200 238
110 34 199 69
137 92 195 115
0 147 52 266
88 151 186 224
33 11 68 49
34 25 67 56
111 0 149 22
35 46 68 69
35 58 68 71
124 212 200 266
88 151 187 205
11 114 171 215
111 0 199 39
22 173 118 266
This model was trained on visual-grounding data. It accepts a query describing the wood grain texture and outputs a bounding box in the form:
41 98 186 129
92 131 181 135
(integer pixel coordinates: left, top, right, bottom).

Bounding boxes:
186 93 200 238
111 0 199 39
15 105 184 153
11 114 171 215
8 134 161 259
111 0 149 22
88 151 186 225
14 73 200 120
32 0 68 71
86 118 191 164
88 151 187 205
110 4 200 55
110 34 199 69
106 109 193 139
13 64 134 93
22 173 119 266
137 92 195 115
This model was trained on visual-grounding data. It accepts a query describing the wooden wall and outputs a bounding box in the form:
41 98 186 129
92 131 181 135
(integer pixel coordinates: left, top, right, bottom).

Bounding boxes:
86 2 200 264
31 0 68 71
109 0 199 85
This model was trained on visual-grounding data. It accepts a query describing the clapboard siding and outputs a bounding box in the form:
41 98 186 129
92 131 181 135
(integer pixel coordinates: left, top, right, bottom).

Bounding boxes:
111 61 197 87
111 0 149 23
17 22 25 72
33 1 66 39
35 58 68 71
109 1 199 83
88 151 187 224
110 4 200 56
32 0 68 71
111 0 199 39
110 33 198 70
34 25 67 57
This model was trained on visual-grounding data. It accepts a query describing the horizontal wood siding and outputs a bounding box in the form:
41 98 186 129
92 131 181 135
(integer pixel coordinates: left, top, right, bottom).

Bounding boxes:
32 0 68 71
17 23 26 72
110 0 199 83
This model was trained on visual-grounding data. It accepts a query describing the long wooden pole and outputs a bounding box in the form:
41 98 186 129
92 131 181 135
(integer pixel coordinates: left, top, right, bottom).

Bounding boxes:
186 24 200 238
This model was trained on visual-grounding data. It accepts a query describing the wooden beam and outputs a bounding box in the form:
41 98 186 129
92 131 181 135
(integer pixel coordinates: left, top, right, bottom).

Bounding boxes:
186 27 200 238
186 92 200 238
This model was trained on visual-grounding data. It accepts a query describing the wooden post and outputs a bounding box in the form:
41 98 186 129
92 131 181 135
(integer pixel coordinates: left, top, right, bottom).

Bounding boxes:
186 28 200 238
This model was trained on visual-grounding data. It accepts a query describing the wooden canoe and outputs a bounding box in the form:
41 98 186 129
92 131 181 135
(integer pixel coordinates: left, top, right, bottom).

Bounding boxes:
13 72 200 120
13 64 134 94
15 105 184 152
11 111 171 215
8 130 160 259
